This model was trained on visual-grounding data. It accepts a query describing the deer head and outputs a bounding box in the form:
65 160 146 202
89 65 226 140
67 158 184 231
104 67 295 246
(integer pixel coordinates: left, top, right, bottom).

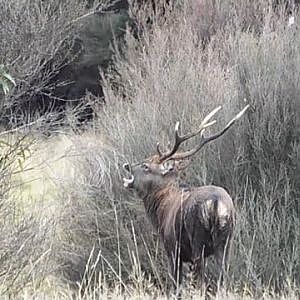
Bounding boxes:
123 158 178 197
123 105 249 195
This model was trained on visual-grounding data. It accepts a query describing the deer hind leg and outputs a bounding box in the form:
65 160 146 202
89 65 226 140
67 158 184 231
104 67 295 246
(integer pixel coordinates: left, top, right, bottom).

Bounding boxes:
191 246 207 293
214 235 232 289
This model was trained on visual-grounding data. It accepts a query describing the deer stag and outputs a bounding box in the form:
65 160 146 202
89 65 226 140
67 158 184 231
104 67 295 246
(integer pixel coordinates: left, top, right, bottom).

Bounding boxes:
123 105 249 290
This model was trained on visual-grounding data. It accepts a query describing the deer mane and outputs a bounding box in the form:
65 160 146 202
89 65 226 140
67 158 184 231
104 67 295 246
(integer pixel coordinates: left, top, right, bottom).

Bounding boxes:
147 184 191 238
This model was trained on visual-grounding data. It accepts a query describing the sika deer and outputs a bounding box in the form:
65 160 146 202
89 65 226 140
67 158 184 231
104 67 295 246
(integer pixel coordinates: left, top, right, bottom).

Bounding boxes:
123 105 249 292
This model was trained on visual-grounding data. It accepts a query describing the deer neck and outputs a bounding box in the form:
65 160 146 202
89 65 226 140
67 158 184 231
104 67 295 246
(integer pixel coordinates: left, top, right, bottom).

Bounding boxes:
142 182 187 232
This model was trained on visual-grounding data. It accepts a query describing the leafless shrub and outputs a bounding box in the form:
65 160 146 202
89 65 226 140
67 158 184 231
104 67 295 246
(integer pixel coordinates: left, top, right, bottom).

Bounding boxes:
0 0 87 125
75 0 298 292
0 134 54 295
3 0 299 297
52 0 299 295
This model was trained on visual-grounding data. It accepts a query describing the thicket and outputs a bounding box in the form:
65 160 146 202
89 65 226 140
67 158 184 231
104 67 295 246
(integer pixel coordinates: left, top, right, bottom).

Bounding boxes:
0 0 299 298
0 0 129 127
56 0 299 297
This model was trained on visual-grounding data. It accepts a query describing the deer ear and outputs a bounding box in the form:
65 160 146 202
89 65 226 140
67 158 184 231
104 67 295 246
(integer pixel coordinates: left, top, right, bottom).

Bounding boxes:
161 159 176 176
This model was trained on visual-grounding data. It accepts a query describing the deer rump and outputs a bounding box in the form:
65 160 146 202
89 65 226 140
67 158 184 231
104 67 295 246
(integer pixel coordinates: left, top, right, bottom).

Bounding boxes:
152 185 235 266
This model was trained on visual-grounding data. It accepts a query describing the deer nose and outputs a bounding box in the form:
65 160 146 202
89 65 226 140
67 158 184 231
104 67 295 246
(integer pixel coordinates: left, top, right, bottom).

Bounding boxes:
123 163 131 172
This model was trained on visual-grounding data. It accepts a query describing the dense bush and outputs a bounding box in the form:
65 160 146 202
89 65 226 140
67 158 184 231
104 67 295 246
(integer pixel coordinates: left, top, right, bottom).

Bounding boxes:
0 0 86 124
56 0 299 296
0 0 130 127
0 0 299 298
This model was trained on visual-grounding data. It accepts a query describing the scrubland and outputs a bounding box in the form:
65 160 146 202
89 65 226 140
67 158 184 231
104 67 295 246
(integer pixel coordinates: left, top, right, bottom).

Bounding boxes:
0 1 299 299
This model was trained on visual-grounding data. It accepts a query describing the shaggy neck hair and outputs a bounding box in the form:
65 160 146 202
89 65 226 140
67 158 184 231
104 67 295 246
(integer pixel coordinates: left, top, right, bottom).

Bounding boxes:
142 182 190 238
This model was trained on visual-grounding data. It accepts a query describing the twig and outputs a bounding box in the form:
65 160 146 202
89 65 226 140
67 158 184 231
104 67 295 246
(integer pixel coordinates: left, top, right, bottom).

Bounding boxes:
71 0 121 24
0 120 41 137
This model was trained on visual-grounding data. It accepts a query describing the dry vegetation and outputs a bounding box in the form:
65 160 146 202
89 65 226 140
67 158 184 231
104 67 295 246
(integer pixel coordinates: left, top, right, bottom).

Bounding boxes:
0 0 299 299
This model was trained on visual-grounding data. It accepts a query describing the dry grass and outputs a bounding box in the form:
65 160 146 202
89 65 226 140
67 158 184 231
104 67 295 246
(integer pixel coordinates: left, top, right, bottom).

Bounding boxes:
0 0 300 299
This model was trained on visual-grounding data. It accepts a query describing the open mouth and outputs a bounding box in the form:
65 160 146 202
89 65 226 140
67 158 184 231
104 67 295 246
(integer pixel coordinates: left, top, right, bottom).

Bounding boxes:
123 174 134 188
123 163 134 188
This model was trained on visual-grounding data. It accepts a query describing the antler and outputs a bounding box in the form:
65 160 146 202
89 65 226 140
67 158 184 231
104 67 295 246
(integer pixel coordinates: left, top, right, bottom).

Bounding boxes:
157 106 222 162
158 105 250 162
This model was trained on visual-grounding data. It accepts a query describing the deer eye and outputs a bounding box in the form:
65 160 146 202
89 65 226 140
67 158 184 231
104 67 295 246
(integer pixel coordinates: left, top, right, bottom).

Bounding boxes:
142 163 150 172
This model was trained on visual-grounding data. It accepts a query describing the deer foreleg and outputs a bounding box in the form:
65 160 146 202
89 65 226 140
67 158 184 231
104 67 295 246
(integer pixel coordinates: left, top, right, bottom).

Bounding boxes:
168 247 183 297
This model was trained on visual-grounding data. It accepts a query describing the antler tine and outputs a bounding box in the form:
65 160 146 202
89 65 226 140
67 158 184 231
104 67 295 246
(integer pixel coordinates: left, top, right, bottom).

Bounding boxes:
157 122 182 161
172 105 250 160
157 106 226 162
199 106 222 127
156 142 163 156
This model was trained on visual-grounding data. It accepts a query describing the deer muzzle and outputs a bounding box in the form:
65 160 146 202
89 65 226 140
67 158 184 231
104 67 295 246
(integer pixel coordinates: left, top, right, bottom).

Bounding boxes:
123 163 134 188
123 174 134 188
